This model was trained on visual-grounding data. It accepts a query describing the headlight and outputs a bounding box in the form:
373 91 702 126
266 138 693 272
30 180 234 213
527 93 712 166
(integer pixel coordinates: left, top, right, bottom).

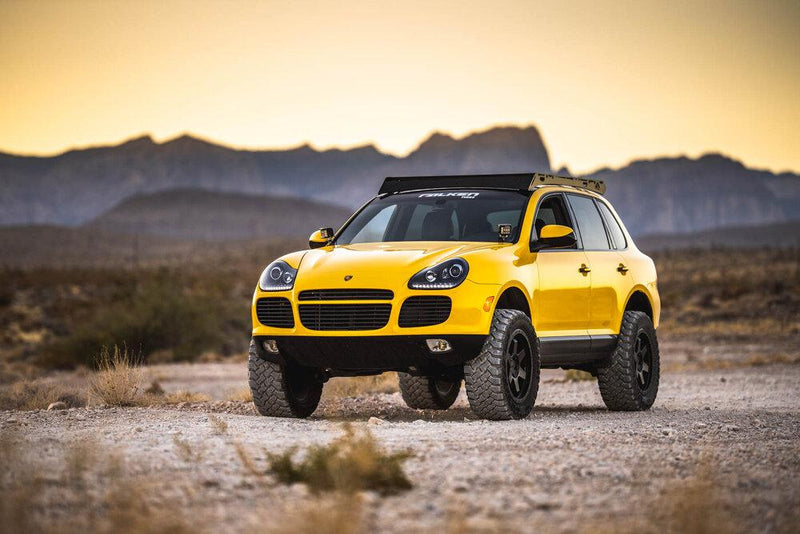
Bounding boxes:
258 260 297 291
409 258 469 289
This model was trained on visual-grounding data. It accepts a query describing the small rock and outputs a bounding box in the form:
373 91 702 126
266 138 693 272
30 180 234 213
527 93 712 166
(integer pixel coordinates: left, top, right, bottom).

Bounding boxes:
662 428 674 436
726 425 740 432
367 416 385 425
47 401 68 411
720 377 727 383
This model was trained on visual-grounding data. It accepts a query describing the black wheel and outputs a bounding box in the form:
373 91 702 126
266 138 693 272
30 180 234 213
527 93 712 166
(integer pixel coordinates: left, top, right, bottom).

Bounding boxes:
248 339 322 418
597 311 660 411
398 373 460 410
464 309 540 420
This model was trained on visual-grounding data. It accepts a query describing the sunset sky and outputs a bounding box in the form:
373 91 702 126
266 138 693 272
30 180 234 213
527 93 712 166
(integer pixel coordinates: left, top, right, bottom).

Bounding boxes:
1 0 798 173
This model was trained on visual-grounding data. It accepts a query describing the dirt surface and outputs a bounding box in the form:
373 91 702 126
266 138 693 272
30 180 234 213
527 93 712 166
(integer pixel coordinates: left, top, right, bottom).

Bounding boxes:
3 363 799 533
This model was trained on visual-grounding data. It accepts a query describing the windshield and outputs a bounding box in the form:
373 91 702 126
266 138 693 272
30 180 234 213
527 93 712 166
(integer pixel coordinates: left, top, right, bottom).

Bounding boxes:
335 189 530 244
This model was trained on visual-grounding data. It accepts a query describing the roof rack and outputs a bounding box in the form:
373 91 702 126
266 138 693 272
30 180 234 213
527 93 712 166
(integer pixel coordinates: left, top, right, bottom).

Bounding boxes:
529 173 606 195
379 172 606 196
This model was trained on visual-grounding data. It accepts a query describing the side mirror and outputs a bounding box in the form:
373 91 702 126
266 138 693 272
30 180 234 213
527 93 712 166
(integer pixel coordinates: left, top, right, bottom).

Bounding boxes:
532 224 577 251
309 227 334 249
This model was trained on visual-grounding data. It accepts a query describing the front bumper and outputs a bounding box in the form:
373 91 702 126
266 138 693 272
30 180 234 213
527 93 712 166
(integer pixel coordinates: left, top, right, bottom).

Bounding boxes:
251 280 499 372
256 334 486 373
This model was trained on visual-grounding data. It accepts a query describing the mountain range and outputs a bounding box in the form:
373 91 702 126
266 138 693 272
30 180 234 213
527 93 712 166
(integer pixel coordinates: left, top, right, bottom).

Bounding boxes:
1 124 798 238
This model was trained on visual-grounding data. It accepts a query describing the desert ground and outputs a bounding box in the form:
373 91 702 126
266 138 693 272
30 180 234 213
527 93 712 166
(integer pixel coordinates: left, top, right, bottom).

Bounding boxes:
3 359 799 533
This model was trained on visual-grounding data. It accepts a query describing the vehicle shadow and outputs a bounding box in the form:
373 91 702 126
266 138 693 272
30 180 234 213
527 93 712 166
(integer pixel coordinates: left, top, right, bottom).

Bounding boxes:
313 400 607 422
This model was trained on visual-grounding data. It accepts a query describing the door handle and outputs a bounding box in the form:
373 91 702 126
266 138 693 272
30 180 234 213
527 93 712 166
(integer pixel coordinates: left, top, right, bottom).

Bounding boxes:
617 263 629 274
578 264 591 274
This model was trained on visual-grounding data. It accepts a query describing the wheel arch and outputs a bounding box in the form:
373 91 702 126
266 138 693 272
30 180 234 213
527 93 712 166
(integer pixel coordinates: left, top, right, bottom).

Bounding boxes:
493 283 532 319
623 288 654 323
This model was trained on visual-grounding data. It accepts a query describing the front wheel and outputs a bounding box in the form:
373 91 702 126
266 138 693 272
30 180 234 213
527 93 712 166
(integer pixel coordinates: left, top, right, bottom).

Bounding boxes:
464 309 540 420
248 339 322 418
398 373 460 410
597 311 660 411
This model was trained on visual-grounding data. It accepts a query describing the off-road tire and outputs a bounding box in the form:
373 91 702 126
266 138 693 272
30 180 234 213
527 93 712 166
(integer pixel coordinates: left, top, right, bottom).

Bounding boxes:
597 311 660 411
248 340 322 418
398 373 460 410
464 309 540 420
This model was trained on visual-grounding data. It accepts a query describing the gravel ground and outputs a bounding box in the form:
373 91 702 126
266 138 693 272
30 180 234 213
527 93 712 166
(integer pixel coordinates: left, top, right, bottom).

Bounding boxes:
3 364 799 533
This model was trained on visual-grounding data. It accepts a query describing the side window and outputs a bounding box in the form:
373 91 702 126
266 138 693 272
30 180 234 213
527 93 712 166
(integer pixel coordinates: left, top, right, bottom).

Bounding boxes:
531 194 576 247
350 205 396 243
566 195 611 250
596 201 627 249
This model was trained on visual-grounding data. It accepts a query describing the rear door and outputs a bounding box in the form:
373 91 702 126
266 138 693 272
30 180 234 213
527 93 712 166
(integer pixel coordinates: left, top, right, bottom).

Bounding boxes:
565 194 620 336
596 199 636 333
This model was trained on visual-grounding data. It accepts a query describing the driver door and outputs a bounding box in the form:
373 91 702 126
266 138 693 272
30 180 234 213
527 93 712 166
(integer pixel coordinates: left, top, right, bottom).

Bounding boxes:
530 193 591 337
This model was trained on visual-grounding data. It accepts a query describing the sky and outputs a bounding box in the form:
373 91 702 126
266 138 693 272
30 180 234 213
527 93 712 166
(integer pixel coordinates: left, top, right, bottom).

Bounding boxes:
1 0 798 174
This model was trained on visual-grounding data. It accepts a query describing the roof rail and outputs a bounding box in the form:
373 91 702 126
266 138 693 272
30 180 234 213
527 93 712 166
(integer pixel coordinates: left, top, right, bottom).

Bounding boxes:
379 172 606 196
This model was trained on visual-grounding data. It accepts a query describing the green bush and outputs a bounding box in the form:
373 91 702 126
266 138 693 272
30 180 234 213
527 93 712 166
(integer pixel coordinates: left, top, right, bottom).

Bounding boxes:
267 424 413 495
41 276 223 368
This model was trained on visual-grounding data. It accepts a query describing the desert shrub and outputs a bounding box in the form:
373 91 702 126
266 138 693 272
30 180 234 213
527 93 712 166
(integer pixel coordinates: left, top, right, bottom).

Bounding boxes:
88 346 144 406
41 274 224 368
0 380 86 411
267 424 413 495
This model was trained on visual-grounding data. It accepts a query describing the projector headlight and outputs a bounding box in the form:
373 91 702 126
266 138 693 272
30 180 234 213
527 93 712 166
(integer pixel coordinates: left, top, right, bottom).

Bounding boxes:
258 260 297 291
409 258 469 289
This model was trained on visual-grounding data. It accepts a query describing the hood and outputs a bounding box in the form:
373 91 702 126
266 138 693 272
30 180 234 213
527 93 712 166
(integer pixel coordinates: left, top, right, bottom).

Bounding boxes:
292 242 505 289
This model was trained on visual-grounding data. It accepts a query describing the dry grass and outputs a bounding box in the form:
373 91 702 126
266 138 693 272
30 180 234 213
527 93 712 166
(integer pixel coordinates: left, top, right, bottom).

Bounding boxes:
172 435 204 463
162 390 210 404
207 414 228 435
564 369 594 382
597 456 742 534
0 433 194 533
323 373 399 398
234 442 266 478
653 248 800 337
267 493 366 534
0 379 86 410
226 387 253 402
664 351 800 373
267 424 413 495
89 346 144 406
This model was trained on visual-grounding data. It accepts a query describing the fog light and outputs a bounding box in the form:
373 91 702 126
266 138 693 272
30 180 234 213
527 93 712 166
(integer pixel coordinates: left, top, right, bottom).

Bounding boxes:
262 339 279 354
426 338 452 353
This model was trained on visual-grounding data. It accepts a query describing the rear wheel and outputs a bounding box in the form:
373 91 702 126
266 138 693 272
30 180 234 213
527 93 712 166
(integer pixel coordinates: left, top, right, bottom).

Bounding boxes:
248 339 322 418
464 309 540 420
597 311 660 411
398 373 460 410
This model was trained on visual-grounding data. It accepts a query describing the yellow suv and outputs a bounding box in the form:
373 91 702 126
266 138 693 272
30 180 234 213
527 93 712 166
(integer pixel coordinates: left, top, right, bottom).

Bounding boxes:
249 173 660 420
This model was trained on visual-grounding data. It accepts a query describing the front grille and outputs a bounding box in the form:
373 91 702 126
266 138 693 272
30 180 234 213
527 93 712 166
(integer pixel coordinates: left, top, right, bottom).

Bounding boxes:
298 304 391 331
399 296 452 327
298 289 394 301
256 297 295 328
